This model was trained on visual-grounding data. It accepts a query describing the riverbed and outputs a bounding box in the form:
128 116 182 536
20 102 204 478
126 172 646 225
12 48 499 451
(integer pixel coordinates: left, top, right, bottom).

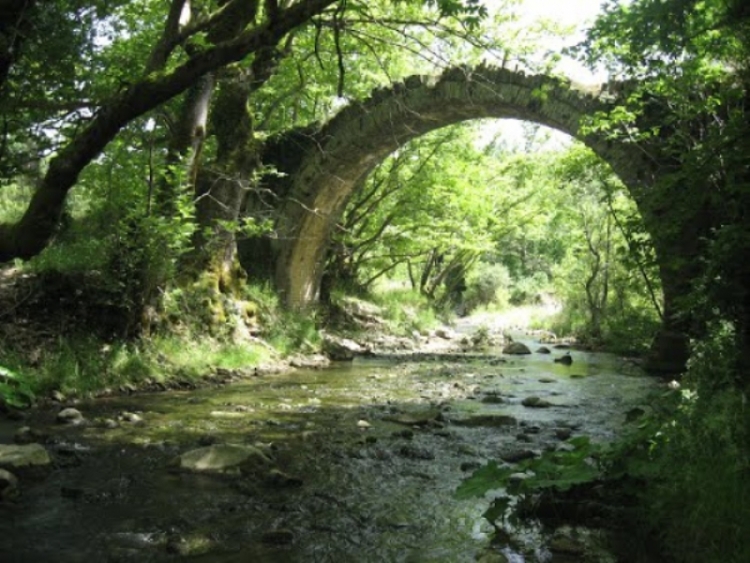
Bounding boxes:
0 334 657 562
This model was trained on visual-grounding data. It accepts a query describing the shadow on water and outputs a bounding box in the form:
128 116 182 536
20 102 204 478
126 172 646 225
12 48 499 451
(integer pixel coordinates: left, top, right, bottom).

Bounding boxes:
0 341 658 562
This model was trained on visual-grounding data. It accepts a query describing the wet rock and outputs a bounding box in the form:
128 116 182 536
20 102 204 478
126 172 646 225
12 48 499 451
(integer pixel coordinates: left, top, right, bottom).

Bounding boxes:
549 532 586 557
174 444 272 475
0 443 52 472
435 327 458 340
13 426 47 444
554 353 573 365
398 444 435 460
569 373 586 379
500 450 537 463
460 461 482 472
449 414 518 428
60 485 88 499
50 390 66 403
554 428 572 440
99 418 119 429
625 407 646 423
508 471 534 484
119 412 143 423
322 334 365 361
515 433 533 443
261 529 295 545
288 354 330 368
383 410 439 427
0 468 19 500
537 347 552 354
481 393 505 404
56 407 84 425
539 377 556 383
503 342 531 355
522 396 552 408
210 410 247 418
267 468 303 488
392 429 414 439
521 421 542 434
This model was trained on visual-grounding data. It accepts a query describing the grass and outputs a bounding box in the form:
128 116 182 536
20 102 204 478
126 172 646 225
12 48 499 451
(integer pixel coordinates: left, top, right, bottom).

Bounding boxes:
370 287 441 335
0 334 273 403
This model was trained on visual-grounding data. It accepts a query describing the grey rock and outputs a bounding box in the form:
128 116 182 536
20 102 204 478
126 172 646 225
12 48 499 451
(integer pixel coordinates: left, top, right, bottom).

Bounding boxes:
500 450 537 463
0 468 19 497
0 443 52 471
522 396 552 408
56 407 84 425
503 342 532 355
175 444 272 475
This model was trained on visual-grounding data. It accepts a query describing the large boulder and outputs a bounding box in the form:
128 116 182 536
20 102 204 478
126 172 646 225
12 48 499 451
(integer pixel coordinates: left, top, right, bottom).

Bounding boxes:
0 443 52 477
174 444 272 476
321 334 365 361
503 342 531 355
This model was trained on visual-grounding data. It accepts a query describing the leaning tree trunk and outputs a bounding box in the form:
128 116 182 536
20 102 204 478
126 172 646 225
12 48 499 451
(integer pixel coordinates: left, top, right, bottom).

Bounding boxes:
184 71 258 286
0 0 339 263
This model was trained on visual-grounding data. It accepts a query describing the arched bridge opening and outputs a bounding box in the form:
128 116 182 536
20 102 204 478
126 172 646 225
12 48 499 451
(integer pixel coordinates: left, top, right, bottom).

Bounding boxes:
243 64 690 372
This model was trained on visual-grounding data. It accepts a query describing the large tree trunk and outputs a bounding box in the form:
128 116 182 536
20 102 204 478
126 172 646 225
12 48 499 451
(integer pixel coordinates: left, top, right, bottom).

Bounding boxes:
185 72 257 283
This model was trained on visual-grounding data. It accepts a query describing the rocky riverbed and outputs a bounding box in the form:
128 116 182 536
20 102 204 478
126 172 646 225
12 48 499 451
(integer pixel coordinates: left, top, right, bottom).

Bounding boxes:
0 325 659 562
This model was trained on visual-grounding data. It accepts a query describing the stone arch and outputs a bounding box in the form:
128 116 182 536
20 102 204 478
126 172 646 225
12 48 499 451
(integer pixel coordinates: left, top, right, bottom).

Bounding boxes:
261 65 657 306
248 64 691 371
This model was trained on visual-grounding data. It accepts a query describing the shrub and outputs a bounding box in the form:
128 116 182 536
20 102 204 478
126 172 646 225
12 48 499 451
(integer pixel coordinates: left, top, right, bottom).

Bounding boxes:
463 262 511 312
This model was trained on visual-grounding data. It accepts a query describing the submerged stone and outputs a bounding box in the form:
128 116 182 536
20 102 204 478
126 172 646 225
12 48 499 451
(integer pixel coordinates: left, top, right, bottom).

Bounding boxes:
175 444 272 475
503 342 531 355
500 450 537 463
0 443 52 470
522 396 552 408
449 414 518 428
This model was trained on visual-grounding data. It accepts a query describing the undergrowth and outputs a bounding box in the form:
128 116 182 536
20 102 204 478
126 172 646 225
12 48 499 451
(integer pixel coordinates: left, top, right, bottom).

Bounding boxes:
456 322 750 562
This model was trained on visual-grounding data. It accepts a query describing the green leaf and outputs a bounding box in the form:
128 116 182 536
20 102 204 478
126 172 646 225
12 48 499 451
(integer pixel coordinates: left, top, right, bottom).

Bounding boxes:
455 461 515 499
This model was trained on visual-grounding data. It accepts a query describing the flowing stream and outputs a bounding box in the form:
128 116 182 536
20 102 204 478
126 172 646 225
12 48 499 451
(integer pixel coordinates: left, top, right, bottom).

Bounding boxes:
0 332 658 562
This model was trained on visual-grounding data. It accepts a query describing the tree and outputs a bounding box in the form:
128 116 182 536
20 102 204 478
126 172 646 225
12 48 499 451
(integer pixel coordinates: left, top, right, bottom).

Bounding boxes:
577 0 750 371
0 0 492 335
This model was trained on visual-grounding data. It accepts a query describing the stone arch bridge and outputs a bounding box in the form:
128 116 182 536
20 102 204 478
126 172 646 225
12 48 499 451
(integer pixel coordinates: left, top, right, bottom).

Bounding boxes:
242 64 698 372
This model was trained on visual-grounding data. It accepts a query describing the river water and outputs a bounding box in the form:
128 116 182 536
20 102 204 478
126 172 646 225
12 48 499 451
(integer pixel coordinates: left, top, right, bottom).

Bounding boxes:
0 335 657 562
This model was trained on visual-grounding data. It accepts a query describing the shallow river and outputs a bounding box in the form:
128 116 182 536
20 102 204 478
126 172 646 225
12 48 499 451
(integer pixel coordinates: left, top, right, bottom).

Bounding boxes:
0 338 657 562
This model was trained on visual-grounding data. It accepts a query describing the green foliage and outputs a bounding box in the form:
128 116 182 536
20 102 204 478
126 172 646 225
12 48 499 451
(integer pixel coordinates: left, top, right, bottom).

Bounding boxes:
463 262 512 312
577 0 750 355
0 364 35 408
457 435 606 527
151 336 267 379
244 282 322 355
371 285 440 335
459 323 750 561
639 325 750 563
0 333 270 399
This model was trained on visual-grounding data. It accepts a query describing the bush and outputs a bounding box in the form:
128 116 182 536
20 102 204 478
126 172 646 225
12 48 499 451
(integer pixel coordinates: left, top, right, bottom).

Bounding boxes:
641 324 750 563
510 271 549 305
463 262 511 312
371 287 440 335
244 282 322 355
